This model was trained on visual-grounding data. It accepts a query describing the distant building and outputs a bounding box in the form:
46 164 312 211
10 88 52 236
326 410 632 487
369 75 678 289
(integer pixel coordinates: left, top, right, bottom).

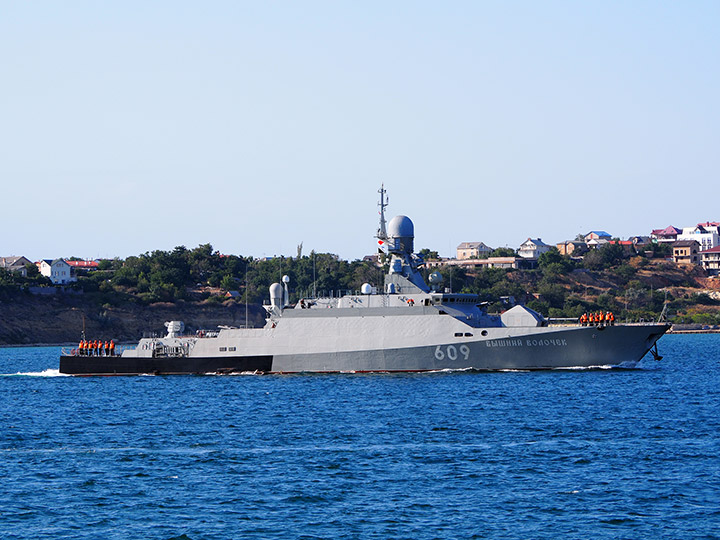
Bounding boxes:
608 240 637 254
456 242 493 260
651 226 681 243
429 257 535 270
66 260 99 271
672 240 701 265
701 246 720 275
586 238 610 249
697 221 720 233
584 231 612 242
628 236 651 247
518 238 551 259
37 259 75 285
0 256 33 277
677 225 719 252
556 241 587 256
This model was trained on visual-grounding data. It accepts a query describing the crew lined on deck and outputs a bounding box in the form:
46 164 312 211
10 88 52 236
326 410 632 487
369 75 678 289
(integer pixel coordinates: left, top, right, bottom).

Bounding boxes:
77 339 116 356
579 312 615 326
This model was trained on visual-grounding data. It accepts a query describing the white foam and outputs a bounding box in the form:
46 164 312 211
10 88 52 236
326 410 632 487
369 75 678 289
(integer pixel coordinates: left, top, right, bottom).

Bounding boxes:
425 367 475 374
5 368 69 377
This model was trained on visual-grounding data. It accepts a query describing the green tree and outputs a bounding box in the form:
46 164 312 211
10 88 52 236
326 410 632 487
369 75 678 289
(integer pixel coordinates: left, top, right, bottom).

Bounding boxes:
490 247 516 257
419 248 440 261
538 248 573 275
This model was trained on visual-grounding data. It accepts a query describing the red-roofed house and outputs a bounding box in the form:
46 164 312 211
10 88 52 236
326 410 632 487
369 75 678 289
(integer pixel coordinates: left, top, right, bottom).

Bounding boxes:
651 226 681 243
608 240 636 254
66 260 99 270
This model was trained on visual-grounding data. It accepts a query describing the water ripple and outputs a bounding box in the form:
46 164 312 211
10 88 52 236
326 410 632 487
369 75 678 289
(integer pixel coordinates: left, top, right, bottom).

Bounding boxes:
0 336 718 539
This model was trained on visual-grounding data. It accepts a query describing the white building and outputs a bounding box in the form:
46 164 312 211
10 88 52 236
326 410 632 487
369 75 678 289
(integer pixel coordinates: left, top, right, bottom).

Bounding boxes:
701 246 720 275
38 259 76 285
518 238 551 259
676 224 719 252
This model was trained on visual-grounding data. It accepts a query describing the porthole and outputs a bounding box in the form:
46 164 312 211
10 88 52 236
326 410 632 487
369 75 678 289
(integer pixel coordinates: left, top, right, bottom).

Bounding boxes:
481 330 488 337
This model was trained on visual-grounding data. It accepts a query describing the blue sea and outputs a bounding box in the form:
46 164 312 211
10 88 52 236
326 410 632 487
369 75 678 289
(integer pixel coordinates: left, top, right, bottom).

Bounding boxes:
1 334 719 540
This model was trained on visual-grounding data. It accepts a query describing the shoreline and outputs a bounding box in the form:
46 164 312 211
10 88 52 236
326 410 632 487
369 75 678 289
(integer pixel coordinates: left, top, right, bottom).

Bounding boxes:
668 329 720 334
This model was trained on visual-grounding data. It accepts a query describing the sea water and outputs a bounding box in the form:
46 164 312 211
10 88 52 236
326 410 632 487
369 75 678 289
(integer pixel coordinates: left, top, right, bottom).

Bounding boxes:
0 334 718 540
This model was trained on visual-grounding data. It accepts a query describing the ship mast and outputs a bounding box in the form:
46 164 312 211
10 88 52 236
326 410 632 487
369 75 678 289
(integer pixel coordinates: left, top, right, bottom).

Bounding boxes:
377 184 389 252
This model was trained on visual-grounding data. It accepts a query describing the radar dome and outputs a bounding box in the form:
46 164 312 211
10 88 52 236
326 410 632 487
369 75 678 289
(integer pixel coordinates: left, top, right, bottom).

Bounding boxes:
429 272 443 285
269 283 283 309
387 215 414 238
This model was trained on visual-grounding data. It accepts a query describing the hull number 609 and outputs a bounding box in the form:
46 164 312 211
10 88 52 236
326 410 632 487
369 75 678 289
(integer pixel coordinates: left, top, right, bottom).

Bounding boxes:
434 344 470 361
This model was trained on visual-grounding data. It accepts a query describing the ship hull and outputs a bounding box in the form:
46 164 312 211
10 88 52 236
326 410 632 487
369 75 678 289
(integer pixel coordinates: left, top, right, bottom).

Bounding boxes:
59 323 668 375
59 354 272 376
271 324 668 372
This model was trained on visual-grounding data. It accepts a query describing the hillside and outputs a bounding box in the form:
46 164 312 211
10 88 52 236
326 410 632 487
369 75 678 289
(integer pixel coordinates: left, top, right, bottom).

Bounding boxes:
3 244 720 346
0 294 266 346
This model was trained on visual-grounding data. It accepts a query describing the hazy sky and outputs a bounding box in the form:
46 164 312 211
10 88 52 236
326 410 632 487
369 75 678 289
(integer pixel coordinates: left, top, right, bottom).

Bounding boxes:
2 2 718 261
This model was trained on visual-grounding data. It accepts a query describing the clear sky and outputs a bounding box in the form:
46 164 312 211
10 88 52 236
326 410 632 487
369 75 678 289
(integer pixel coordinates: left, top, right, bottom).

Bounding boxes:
2 1 719 262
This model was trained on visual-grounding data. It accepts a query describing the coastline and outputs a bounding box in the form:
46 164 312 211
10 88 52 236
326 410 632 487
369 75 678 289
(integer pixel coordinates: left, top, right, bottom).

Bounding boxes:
668 323 720 334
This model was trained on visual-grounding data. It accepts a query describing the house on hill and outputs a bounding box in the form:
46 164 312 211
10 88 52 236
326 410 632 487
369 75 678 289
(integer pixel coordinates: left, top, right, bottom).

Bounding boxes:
587 238 610 250
456 242 493 260
518 238 551 259
628 236 651 247
672 240 700 265
556 241 587 256
651 226 681 243
701 246 720 275
37 259 75 285
0 256 33 277
677 224 719 251
608 240 637 254
584 231 611 242
697 221 720 232
66 260 99 277
66 260 99 270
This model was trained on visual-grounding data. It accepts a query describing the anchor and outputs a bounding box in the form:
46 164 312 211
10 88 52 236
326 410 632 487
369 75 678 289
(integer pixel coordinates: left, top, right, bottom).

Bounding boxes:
650 342 663 361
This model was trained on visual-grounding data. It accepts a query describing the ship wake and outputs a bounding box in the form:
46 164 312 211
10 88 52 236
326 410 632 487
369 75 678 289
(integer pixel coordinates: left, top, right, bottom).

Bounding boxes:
2 369 70 377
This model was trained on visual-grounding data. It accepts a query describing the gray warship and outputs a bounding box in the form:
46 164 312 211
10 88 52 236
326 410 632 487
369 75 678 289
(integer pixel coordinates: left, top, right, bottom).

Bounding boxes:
60 187 669 375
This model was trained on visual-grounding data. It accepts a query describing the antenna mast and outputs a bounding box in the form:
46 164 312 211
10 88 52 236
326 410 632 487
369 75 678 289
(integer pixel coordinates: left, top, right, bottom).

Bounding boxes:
377 184 389 242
